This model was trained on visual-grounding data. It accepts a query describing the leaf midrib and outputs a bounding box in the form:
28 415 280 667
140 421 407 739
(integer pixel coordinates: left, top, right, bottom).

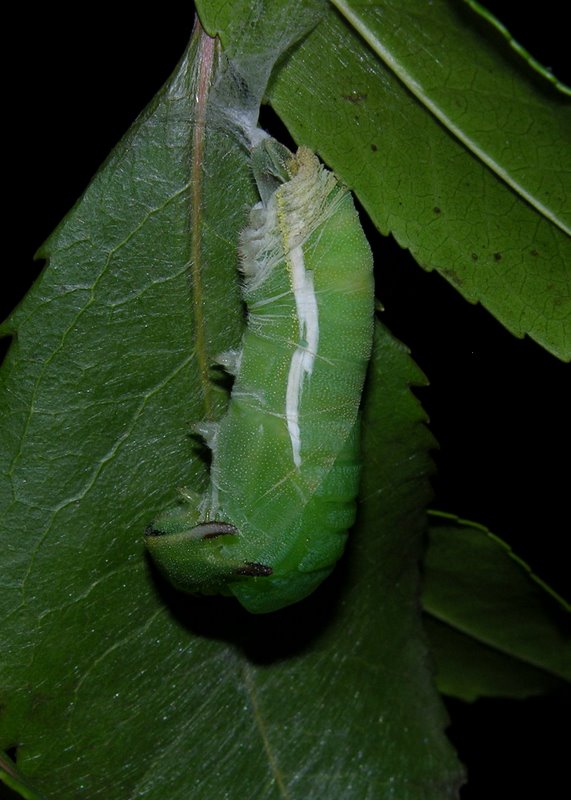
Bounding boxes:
330 0 571 237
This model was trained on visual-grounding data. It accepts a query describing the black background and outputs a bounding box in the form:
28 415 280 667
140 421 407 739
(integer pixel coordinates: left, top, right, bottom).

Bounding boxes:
5 3 569 798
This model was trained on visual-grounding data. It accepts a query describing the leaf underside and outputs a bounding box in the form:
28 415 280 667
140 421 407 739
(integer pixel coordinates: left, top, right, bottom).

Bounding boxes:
423 515 570 701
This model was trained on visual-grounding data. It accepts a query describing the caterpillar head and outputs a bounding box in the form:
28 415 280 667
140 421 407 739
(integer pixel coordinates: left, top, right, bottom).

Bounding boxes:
145 507 272 596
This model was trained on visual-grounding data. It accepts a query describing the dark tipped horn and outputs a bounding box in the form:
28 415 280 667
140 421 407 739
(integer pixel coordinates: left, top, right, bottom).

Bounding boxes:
198 522 240 539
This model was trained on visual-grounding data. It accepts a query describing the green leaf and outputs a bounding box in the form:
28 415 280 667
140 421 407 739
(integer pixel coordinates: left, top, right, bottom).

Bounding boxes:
264 0 571 360
423 514 571 701
0 23 462 800
332 0 570 232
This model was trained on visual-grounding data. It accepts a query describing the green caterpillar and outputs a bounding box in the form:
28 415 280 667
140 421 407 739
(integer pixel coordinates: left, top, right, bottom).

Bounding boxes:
146 140 374 613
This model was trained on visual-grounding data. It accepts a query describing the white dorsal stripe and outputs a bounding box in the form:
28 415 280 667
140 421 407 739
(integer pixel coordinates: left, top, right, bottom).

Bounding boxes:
286 243 319 468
